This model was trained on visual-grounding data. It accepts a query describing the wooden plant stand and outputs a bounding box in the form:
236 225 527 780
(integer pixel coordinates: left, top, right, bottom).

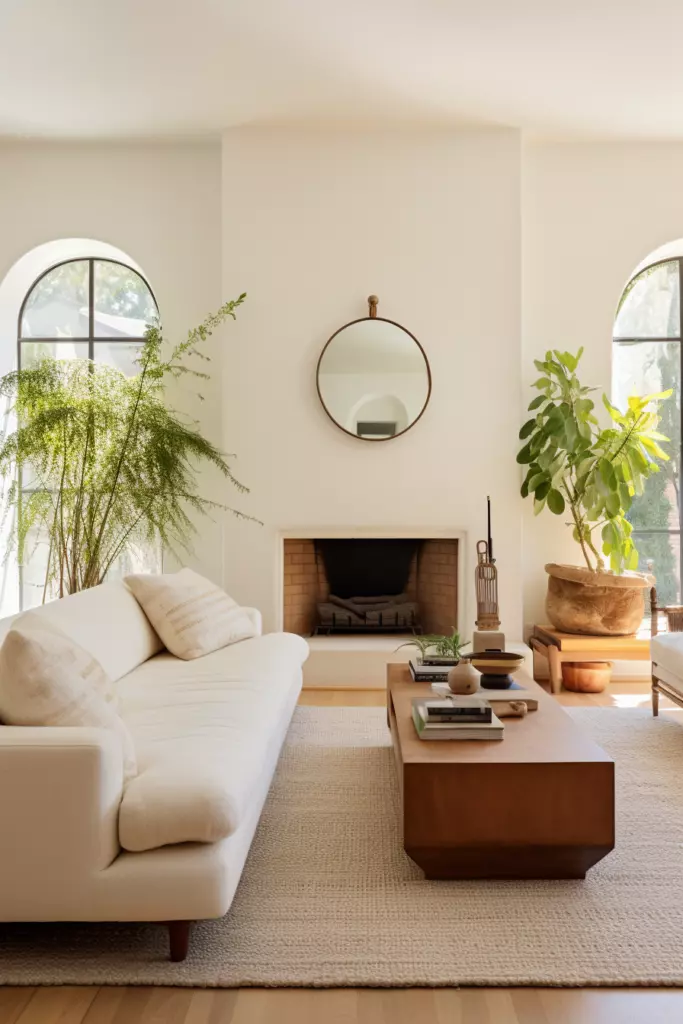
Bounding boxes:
530 624 651 694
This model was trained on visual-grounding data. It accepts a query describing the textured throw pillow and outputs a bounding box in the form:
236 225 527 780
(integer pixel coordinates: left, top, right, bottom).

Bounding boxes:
125 568 257 660
0 627 137 780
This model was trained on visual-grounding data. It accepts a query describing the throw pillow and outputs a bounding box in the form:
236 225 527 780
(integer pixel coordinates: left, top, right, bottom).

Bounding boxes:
0 627 137 780
124 568 257 660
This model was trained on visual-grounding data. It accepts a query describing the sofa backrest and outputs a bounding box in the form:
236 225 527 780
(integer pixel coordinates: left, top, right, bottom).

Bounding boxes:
14 580 163 682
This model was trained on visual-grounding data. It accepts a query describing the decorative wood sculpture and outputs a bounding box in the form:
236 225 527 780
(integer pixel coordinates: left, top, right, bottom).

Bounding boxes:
475 497 501 631
475 539 500 630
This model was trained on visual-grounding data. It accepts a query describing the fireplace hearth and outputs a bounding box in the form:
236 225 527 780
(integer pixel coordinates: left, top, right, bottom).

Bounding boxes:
282 536 459 637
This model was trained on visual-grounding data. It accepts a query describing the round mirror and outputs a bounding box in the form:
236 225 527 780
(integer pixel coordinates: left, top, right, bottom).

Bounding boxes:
316 297 431 441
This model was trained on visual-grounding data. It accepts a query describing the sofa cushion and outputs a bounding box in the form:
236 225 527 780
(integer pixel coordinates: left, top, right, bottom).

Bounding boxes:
14 580 163 683
125 568 258 660
651 633 683 685
117 631 309 851
0 627 137 780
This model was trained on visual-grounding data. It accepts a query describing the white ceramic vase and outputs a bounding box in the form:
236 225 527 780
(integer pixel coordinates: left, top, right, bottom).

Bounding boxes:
447 660 480 695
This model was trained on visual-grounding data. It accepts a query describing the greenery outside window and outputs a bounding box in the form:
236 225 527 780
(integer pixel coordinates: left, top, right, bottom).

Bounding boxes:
613 259 682 605
17 257 160 607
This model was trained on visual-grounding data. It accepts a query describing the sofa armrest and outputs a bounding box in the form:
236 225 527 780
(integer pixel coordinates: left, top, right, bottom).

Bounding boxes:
242 607 263 636
0 727 123 896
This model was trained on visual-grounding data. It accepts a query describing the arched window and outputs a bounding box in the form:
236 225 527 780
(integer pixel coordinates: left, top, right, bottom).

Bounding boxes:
613 253 682 604
18 257 158 376
0 244 160 614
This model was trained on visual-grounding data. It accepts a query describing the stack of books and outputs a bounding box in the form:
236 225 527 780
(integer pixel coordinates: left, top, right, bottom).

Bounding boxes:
409 659 452 683
412 696 504 741
430 681 539 711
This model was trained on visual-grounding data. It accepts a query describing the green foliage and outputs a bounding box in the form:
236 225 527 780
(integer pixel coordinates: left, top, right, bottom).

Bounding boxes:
0 294 253 599
396 628 469 660
518 348 671 573
623 342 680 604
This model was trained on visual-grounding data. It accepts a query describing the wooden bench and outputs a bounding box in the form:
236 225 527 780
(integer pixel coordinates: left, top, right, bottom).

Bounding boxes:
530 624 651 694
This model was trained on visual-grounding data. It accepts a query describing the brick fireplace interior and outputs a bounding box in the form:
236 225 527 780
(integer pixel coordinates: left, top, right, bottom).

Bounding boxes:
283 538 458 637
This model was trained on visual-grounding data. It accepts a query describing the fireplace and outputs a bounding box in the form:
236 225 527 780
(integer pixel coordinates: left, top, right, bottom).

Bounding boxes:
282 537 459 637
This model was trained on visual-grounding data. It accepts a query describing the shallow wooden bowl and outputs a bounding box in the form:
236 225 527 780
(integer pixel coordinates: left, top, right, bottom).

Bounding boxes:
468 652 525 676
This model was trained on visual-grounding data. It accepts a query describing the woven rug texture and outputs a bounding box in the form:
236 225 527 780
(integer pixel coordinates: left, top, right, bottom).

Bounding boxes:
1 705 682 987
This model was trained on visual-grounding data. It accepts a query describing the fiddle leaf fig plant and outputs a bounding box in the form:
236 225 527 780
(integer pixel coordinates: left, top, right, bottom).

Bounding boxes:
517 348 671 574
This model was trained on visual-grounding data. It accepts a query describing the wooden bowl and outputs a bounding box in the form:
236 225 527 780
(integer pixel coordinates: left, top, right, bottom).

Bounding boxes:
467 652 525 676
561 661 612 693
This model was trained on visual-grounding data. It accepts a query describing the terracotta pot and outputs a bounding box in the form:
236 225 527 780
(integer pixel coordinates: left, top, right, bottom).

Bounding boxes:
561 661 612 693
447 660 480 695
545 563 654 636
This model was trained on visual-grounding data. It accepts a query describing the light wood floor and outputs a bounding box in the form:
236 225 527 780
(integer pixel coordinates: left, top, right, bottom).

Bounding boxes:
4 680 681 1024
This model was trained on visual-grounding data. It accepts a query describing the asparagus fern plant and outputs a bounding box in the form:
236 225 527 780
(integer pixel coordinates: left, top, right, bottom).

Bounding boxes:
517 347 670 574
0 294 252 600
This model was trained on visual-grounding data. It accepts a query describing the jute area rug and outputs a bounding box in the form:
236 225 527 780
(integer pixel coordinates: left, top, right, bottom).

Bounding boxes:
1 706 682 988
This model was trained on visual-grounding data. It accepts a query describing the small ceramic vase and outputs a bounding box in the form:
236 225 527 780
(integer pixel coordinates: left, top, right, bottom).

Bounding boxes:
447 660 480 695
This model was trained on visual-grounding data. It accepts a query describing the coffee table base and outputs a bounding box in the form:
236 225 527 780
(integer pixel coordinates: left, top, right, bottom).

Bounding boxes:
406 843 611 880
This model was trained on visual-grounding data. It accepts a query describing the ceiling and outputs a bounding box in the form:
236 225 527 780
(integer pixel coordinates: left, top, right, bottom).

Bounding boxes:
2 0 683 140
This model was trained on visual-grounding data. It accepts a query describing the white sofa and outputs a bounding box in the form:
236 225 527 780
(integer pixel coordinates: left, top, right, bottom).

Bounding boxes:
651 633 683 715
0 580 309 960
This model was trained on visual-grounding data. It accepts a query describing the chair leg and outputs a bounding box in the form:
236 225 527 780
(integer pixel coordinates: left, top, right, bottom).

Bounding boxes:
168 920 192 962
652 675 660 717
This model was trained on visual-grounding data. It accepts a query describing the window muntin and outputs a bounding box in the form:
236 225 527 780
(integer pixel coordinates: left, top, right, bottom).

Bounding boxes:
19 257 157 375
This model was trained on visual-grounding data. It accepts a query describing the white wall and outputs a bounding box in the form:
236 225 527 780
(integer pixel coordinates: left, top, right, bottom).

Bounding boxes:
0 141 224 607
3 134 681 635
522 140 683 627
221 128 523 636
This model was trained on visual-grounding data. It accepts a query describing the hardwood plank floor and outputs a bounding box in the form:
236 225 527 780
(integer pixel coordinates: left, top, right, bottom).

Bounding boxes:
4 986 683 1024
4 679 680 1023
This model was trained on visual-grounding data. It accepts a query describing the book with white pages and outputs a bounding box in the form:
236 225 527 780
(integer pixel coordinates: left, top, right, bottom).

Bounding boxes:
412 703 504 741
430 682 539 711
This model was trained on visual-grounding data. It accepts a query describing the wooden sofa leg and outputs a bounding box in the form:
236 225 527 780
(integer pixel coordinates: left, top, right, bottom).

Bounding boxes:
652 674 660 717
168 920 192 962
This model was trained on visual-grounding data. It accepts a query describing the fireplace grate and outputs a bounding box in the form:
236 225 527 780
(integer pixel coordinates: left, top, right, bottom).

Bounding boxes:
315 594 421 634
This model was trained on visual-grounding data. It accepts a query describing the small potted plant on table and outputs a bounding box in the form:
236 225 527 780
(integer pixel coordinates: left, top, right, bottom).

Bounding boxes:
397 630 481 694
397 628 469 666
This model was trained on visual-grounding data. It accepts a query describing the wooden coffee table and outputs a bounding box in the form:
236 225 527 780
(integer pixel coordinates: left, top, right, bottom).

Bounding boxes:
387 663 615 879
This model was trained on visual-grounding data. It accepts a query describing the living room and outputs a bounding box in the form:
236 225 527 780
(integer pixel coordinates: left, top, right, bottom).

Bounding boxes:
1 2 683 1021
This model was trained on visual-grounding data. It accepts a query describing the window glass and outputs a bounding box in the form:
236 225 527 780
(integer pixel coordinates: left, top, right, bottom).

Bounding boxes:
94 341 143 377
93 261 157 338
19 341 89 368
17 256 160 609
20 261 89 339
614 261 680 339
613 340 681 604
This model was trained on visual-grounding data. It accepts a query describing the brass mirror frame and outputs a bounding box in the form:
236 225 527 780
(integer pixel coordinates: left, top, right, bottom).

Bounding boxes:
315 295 432 442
